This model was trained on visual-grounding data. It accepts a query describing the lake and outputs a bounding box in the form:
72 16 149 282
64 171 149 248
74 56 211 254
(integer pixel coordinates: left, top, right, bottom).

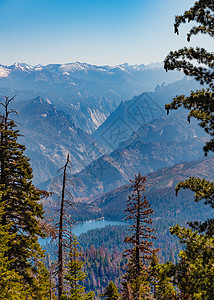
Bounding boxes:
72 218 127 236
39 218 127 245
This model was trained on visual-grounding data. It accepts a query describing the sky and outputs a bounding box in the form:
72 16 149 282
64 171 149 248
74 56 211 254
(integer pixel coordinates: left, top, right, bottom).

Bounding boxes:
0 0 213 66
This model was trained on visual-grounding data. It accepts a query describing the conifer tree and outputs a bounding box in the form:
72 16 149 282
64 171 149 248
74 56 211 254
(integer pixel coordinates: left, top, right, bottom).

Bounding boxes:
164 1 214 298
0 201 27 299
0 96 49 296
168 225 214 299
164 0 214 235
121 173 157 300
100 281 120 300
61 237 95 300
149 253 177 300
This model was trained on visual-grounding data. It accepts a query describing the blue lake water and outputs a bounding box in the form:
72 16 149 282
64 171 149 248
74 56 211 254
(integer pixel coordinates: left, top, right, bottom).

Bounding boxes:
39 219 127 245
72 218 127 236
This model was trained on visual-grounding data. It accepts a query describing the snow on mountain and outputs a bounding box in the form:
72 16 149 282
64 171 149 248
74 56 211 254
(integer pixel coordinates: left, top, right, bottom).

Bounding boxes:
0 66 10 77
0 61 173 78
0 61 184 110
59 62 112 74
10 63 35 72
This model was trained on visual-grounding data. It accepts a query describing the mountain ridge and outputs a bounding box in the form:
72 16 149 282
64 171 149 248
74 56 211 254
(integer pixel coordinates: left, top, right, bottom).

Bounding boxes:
40 110 208 198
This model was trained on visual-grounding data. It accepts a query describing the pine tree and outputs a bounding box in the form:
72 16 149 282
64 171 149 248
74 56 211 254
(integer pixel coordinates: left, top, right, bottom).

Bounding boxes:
149 253 177 300
0 96 49 296
100 281 120 300
121 173 157 300
170 225 214 299
0 201 27 299
61 237 95 300
164 0 214 235
164 2 214 298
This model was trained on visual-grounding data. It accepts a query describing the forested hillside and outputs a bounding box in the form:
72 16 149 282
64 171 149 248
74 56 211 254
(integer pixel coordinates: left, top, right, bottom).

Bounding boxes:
0 0 213 299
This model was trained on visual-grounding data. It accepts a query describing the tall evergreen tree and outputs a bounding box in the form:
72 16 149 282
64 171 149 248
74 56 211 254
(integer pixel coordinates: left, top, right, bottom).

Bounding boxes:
121 173 157 300
61 237 95 300
163 1 214 299
0 201 27 299
164 0 214 235
0 96 49 296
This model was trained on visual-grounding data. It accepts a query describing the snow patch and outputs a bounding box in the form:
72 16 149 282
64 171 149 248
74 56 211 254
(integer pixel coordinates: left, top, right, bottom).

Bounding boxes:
13 63 33 72
46 98 52 105
0 66 10 77
59 62 113 75
34 65 43 71
87 108 106 129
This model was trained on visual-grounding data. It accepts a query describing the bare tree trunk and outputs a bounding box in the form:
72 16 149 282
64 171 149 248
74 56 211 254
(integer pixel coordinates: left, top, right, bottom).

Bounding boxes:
58 153 70 300
136 188 140 275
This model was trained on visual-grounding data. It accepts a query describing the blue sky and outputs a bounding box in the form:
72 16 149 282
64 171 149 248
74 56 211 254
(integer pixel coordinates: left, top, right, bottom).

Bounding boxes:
0 0 212 66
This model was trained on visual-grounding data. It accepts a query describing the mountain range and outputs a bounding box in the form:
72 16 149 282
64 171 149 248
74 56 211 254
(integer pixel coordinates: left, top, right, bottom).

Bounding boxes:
88 156 214 221
0 62 183 103
43 156 214 230
0 61 185 136
0 61 210 219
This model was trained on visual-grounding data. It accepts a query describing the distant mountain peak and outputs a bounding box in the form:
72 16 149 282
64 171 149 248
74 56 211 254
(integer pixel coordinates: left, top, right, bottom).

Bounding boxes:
154 81 167 92
10 63 34 72
29 96 53 107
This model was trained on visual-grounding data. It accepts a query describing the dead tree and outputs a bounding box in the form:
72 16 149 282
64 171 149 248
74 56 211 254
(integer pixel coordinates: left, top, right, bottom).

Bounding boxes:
58 153 74 299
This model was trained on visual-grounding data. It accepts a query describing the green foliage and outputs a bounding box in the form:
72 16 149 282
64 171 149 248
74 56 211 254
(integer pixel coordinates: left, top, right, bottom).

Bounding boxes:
164 1 214 155
169 225 214 299
174 0 214 40
164 0 214 234
164 2 214 299
0 97 49 297
121 251 152 300
61 237 95 300
165 89 214 155
0 204 27 299
175 177 214 236
165 1 213 89
100 281 119 300
149 254 177 300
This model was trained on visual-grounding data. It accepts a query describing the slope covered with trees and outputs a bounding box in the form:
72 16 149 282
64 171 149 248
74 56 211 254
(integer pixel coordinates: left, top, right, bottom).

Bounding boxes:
0 96 50 298
0 1 213 299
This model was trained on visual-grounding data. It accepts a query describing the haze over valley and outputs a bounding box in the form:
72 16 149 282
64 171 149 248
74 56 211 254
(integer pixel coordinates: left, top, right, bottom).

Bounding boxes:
0 60 210 234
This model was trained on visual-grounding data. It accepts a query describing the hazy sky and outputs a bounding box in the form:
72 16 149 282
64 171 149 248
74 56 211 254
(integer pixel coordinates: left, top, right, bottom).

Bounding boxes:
0 0 213 66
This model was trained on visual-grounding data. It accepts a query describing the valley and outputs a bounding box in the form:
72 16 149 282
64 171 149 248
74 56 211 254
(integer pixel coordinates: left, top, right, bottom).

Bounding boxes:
0 60 213 298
